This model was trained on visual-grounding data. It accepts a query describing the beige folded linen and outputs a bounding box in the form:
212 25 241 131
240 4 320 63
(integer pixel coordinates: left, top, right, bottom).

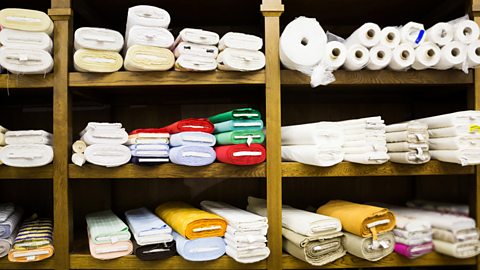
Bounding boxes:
433 239 480 258
433 228 479 243
0 9 53 35
74 49 123 73
124 45 174 71
343 232 394 261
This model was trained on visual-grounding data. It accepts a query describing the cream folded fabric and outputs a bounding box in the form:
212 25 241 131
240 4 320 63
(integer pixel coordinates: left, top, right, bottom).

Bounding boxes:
175 54 217 71
282 145 344 167
0 8 54 35
430 149 480 165
174 42 218 58
74 49 123 73
200 201 268 232
227 225 267 239
173 28 220 47
339 117 384 127
0 126 8 133
0 144 53 167
217 48 265 71
219 32 263 51
282 122 343 147
226 244 270 264
126 26 174 49
386 121 427 132
416 111 480 129
224 231 267 245
343 232 394 261
0 29 53 53
74 27 124 52
124 45 174 71
81 128 128 145
343 145 387 155
84 144 131 167
433 228 479 243
344 152 390 164
344 134 386 145
5 130 52 145
0 134 5 147
388 151 431 164
433 239 480 258
429 136 480 150
126 5 170 31
0 47 53 74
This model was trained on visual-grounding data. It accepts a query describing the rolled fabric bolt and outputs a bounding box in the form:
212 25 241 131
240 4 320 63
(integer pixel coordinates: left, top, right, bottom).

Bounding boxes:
412 42 441 70
453 19 480 45
426 22 453 47
434 41 467 70
460 40 480 69
324 41 347 70
345 23 381 48
343 44 369 71
379 27 401 49
72 140 87 154
389 43 415 71
366 45 392 70
72 153 86 167
400 22 426 48
0 146 3 165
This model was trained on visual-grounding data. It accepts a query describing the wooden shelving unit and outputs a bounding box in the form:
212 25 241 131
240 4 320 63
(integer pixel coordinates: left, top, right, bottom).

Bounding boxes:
0 165 54 179
0 74 53 88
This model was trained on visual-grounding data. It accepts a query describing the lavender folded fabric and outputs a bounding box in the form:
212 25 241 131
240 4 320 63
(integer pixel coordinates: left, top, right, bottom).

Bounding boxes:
169 145 216 166
169 132 216 147
394 242 433 259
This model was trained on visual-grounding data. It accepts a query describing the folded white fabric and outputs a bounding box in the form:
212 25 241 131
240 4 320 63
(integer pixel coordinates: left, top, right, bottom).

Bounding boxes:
126 5 170 32
428 125 476 138
175 54 217 71
74 27 124 52
0 144 53 167
84 122 123 130
5 130 52 145
84 144 131 167
219 32 263 51
81 128 128 145
339 116 384 127
0 29 53 53
225 244 270 264
170 132 216 147
0 47 53 74
226 225 267 240
416 111 480 129
126 25 174 49
344 152 390 164
174 42 218 58
387 142 428 152
343 145 387 155
201 201 268 232
282 145 344 167
125 207 173 246
406 200 469 217
124 45 175 71
394 215 431 232
386 130 429 143
0 8 54 35
130 144 169 157
282 122 343 147
74 49 123 73
217 48 265 71
429 136 480 150
388 151 431 164
433 239 480 258
173 28 220 46
343 135 386 145
430 149 480 166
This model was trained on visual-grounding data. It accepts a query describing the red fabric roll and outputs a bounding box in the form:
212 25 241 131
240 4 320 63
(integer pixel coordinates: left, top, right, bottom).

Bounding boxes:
215 144 266 165
162 118 214 134
129 128 168 135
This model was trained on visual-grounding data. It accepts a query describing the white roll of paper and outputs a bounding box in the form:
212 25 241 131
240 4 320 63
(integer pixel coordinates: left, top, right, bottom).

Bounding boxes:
324 41 347 70
379 27 401 49
412 42 441 70
426 22 454 47
463 40 480 69
345 23 381 48
400 22 426 48
389 43 415 70
453 19 480 45
343 44 369 71
434 41 467 70
366 45 392 70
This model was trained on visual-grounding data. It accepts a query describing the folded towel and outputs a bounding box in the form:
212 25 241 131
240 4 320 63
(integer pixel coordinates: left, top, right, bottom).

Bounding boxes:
5 130 52 145
74 27 124 52
133 238 176 261
344 152 390 164
282 122 343 146
84 144 131 167
173 28 220 46
214 120 264 134
386 130 429 143
131 156 169 165
89 232 133 260
72 140 87 154
72 153 86 167
0 29 53 53
169 145 216 166
8 217 54 262
209 108 261 124
175 54 217 71
428 125 475 138
394 242 433 259
0 47 53 74
248 197 342 237
343 232 394 261
200 201 268 232
282 145 344 167
81 128 128 145
416 111 480 129
170 132 216 147
433 228 479 243
155 201 227 239
0 144 53 167
406 200 470 216
215 130 265 146
124 45 174 71
126 26 174 49
215 144 266 165
430 149 480 165
163 119 214 134
86 210 131 244
126 5 170 31
219 32 263 51
0 206 22 239
433 239 480 258
0 228 16 258
226 244 270 264
173 232 225 261
217 48 266 71
317 200 396 239
125 207 173 246
174 42 219 58
0 8 53 35
388 151 431 164
74 49 123 73
429 136 480 150
386 121 428 133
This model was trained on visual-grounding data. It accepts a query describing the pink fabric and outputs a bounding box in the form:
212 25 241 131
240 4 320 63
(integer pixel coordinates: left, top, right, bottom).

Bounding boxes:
89 234 133 260
394 242 434 259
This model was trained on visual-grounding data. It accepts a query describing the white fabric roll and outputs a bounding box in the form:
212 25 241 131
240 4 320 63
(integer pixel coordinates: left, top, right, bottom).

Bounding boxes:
0 47 53 74
412 42 441 70
462 40 480 69
281 122 343 147
126 26 174 49
386 130 429 144
434 41 467 70
389 151 430 164
174 42 218 58
430 149 480 166
126 5 170 31
72 153 86 167
84 144 131 167
74 27 124 52
343 44 369 71
426 22 454 47
282 145 344 167
0 29 53 53
217 48 265 71
81 128 128 145
173 28 219 46
324 41 347 70
344 152 390 164
72 140 87 154
0 144 53 167
389 43 415 71
218 32 263 51
453 19 480 45
387 142 429 152
429 136 480 150
175 54 217 71
345 23 381 48
74 49 123 73
5 130 52 145
0 8 54 35
400 22 426 48
366 45 392 70
379 27 401 49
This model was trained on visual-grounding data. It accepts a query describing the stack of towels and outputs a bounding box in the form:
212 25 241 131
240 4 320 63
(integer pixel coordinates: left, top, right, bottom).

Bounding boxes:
317 200 396 262
0 203 22 259
0 8 54 74
72 122 130 167
209 108 266 165
217 32 266 72
124 5 175 71
407 200 469 216
125 207 176 260
247 197 346 266
74 27 124 73
127 129 170 165
155 201 227 261
8 215 54 262
0 130 53 168
386 121 431 164
86 210 133 260
201 200 270 263
172 28 220 72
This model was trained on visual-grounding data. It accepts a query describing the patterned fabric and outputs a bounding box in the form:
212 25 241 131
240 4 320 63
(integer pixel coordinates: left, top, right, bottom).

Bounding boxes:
86 210 131 244
8 216 54 262
0 204 22 239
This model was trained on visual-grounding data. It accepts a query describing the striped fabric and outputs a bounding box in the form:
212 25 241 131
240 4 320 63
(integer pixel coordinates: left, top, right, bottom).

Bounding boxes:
86 210 131 244
13 217 53 249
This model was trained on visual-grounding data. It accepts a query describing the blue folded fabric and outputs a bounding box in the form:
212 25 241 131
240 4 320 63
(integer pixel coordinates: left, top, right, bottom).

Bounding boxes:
213 120 264 134
173 232 225 261
125 207 172 237
169 146 216 166
169 132 216 147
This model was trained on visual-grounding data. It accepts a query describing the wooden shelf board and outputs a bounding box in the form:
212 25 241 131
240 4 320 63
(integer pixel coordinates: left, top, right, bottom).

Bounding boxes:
281 70 474 86
69 70 266 87
0 257 55 269
69 163 266 179
282 253 476 269
70 254 266 269
0 165 53 179
0 74 53 88
282 161 474 177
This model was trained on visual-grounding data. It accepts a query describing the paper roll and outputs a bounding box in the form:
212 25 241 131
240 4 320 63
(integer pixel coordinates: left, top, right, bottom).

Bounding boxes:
379 27 401 49
345 23 381 48
324 41 347 70
426 22 454 47
366 45 392 70
453 19 480 45
343 44 369 71
72 153 86 167
400 22 426 48
389 43 415 70
412 42 441 70
464 40 480 69
434 41 467 70
72 140 87 154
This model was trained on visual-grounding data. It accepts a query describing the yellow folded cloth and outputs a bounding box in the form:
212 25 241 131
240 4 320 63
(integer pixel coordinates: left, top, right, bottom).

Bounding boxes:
0 9 53 35
155 201 227 240
74 49 123 73
316 200 395 239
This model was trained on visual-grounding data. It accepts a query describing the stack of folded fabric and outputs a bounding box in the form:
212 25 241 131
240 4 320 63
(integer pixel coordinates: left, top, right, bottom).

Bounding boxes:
125 207 175 261
0 126 7 165
386 121 430 164
0 130 53 168
200 200 270 263
0 8 54 74
217 32 265 72
127 129 170 165
74 27 124 73
73 122 130 168
155 201 227 261
407 200 469 216
86 210 133 260
281 121 344 167
340 116 390 164
209 108 266 165
247 197 346 266
317 200 396 262
172 28 220 71
415 111 480 166
124 5 175 71
8 215 54 262
0 203 22 258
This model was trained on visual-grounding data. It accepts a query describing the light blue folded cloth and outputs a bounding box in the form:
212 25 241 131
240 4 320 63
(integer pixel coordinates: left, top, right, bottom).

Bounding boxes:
169 145 216 166
0 205 22 239
213 120 264 134
125 207 172 237
169 132 216 147
173 232 225 261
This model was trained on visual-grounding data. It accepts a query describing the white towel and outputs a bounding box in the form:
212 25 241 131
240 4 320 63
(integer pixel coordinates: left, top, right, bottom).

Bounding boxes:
175 54 217 71
200 201 268 232
126 25 174 49
0 29 53 53
81 128 128 145
5 130 52 145
225 244 270 264
219 32 263 51
0 47 53 74
217 48 265 71
344 152 390 164
84 144 131 167
430 149 480 166
429 136 480 150
281 122 343 147
428 125 476 138
282 145 344 167
126 5 170 31
74 27 124 52
174 42 218 58
416 111 480 129
0 144 53 167
172 28 220 46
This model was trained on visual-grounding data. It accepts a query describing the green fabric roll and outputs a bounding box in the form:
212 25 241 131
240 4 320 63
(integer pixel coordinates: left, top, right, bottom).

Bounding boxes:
215 130 265 145
208 108 261 124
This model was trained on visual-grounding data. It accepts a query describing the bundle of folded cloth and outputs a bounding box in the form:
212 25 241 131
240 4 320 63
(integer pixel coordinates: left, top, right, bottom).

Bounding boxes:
74 27 124 73
317 200 396 261
0 8 54 74
209 108 266 165
247 197 346 266
125 207 175 260
0 126 7 165
171 28 219 71
386 121 431 164
0 130 53 167
124 5 175 71
86 210 133 260
201 200 270 263
0 203 22 259
407 199 469 216
217 32 266 71
155 201 227 261
8 215 54 262
127 128 170 165
72 122 130 167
